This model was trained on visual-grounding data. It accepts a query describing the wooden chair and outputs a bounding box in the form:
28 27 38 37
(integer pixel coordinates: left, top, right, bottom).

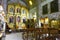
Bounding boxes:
48 28 58 40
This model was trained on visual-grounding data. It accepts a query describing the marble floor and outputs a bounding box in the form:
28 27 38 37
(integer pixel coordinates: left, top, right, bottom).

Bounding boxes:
2 32 60 40
2 32 23 40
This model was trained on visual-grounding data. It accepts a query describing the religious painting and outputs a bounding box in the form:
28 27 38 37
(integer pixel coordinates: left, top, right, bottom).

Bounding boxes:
16 16 20 23
9 16 14 23
8 5 14 14
21 9 26 14
16 8 21 13
23 17 26 23
9 7 14 13
15 5 21 14
23 19 26 23
22 10 24 14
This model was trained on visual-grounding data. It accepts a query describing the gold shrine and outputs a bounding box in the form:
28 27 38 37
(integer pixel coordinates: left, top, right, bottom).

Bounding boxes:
7 4 29 29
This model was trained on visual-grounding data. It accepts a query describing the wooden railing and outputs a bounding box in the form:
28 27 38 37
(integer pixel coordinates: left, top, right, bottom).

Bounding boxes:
22 28 59 40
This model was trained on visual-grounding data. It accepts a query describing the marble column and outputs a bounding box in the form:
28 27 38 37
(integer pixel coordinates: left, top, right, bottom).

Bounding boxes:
2 0 7 15
36 0 42 28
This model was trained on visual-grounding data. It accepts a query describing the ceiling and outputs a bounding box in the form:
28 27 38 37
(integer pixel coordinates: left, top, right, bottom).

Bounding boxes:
8 0 39 10
21 0 38 10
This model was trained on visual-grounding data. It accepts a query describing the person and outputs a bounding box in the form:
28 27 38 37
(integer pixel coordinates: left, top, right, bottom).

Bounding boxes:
5 22 10 33
26 19 30 28
0 18 5 40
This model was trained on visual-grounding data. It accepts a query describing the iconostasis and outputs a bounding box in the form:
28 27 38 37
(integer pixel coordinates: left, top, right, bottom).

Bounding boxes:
7 4 29 29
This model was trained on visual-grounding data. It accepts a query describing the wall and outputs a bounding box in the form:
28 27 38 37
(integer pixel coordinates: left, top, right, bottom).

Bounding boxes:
39 0 60 19
2 0 7 14
29 7 37 19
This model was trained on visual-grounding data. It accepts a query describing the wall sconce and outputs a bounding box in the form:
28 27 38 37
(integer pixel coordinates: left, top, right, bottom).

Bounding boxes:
40 18 44 23
29 0 33 5
33 15 36 21
51 20 58 25
45 17 49 24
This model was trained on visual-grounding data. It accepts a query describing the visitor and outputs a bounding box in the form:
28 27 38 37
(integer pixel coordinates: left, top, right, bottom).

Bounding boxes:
0 18 5 40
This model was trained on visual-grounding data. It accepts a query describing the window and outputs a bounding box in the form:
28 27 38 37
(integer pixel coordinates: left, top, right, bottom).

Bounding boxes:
42 4 48 15
50 0 58 13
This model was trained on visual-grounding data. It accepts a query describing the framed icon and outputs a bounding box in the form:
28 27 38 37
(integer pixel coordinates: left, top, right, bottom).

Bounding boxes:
15 5 21 14
22 10 25 14
9 16 14 23
8 5 14 14
16 8 21 13
23 17 26 23
21 8 26 14
9 7 14 13
16 16 20 22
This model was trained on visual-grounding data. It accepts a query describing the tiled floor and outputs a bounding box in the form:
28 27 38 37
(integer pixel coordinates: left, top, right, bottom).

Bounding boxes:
3 32 23 40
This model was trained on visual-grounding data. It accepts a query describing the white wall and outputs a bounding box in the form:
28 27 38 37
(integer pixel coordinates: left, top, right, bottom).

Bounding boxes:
39 0 60 19
41 0 53 6
29 7 37 19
